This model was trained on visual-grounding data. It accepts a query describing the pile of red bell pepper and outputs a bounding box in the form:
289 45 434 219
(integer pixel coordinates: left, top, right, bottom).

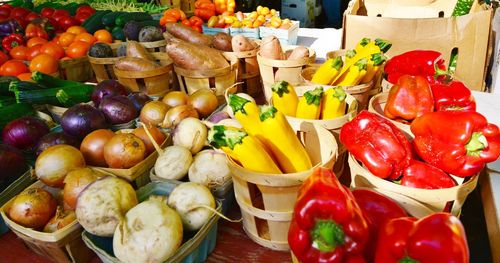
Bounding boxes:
384 50 476 123
340 110 500 188
288 168 470 263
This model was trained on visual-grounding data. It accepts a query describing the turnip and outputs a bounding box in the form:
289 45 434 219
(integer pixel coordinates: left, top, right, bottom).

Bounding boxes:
189 150 231 189
168 182 216 231
172 117 207 154
154 146 193 180
113 196 183 263
76 176 138 237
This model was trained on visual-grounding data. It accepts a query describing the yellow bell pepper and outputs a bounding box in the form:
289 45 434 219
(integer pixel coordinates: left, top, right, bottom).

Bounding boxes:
259 105 312 173
321 87 347 120
296 87 324 120
311 57 343 85
228 94 262 136
335 58 368 86
208 125 282 174
271 81 299 117
361 53 387 84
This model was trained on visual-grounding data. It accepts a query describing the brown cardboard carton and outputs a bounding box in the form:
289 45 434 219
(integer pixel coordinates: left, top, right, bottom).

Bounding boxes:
342 0 493 91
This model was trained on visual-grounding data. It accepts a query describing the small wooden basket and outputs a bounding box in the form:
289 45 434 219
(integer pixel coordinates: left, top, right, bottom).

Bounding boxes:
368 92 413 136
0 180 94 263
180 0 196 16
59 56 93 82
257 46 316 102
348 153 479 216
224 48 262 97
114 52 173 97
174 53 238 103
228 124 338 251
88 56 121 83
140 39 167 53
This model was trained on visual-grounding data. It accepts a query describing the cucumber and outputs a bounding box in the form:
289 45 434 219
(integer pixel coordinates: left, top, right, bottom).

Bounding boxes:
111 27 126 41
82 10 111 34
0 76 18 96
102 11 126 27
9 81 48 92
138 20 160 28
115 12 153 27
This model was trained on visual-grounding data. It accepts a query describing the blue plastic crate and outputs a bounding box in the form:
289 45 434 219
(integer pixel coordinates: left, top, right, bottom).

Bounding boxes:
202 25 230 36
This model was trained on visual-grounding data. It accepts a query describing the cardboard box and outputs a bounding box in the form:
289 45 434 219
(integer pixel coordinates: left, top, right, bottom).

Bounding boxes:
281 0 316 28
259 20 300 45
342 0 493 91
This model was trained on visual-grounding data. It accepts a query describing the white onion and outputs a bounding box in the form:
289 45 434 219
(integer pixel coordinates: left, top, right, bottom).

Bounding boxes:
173 117 207 154
154 146 193 180
113 196 183 263
189 150 231 189
168 182 215 231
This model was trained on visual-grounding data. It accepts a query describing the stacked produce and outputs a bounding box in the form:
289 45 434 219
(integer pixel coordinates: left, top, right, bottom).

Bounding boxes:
83 9 158 38
159 8 204 33
288 167 470 263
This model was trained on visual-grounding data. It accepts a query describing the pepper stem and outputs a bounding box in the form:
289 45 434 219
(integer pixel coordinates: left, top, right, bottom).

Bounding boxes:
228 94 250 114
311 220 345 253
399 256 419 263
434 65 452 83
466 132 488 157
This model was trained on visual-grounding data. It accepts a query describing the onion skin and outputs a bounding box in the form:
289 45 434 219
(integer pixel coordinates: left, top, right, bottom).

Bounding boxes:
162 105 199 129
9 188 57 229
132 126 166 155
2 116 50 152
92 80 128 106
104 133 146 169
80 129 115 167
140 101 170 127
128 92 152 112
35 132 81 156
0 144 27 183
162 91 189 108
63 168 99 210
43 207 76 233
61 104 108 139
189 89 218 118
99 95 139 125
35 145 86 188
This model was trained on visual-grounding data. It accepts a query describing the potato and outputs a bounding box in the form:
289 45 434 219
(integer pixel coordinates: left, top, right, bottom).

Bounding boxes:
126 41 155 61
167 40 229 70
165 23 212 46
287 46 310 60
259 36 283 60
115 57 159 71
231 35 256 52
212 32 233 52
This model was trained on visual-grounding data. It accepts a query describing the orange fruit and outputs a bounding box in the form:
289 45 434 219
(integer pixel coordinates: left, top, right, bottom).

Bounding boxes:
17 72 33 81
74 32 96 45
29 54 59 74
93 29 113 43
66 41 90 59
39 42 65 60
51 35 60 45
58 32 76 47
66 26 87 35
26 44 43 61
0 60 29 76
9 46 28 60
27 37 48 48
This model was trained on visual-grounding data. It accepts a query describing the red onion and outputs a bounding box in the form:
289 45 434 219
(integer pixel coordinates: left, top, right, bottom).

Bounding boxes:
0 144 27 182
128 92 151 112
99 95 138 125
2 116 49 151
35 131 81 156
61 104 108 139
91 80 128 106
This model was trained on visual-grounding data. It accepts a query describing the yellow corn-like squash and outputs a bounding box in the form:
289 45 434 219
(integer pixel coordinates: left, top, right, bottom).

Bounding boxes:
354 37 371 53
228 94 262 136
335 58 368 86
321 87 347 120
311 57 343 85
361 53 387 84
296 87 324 120
271 81 299 117
259 105 312 173
208 125 282 174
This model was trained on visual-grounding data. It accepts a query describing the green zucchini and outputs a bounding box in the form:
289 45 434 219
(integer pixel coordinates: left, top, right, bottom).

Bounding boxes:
62 3 80 16
102 12 126 27
32 72 80 87
14 84 94 107
9 81 48 92
111 27 126 41
0 103 36 131
115 12 153 27
0 76 18 96
83 10 111 34
0 96 15 107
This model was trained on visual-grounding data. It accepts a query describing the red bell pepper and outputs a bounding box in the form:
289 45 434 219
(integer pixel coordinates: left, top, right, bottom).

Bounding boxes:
352 189 407 262
2 33 24 52
288 168 369 263
431 80 476 111
411 111 500 177
384 75 434 121
375 213 469 263
385 50 450 85
25 18 53 40
340 110 413 180
401 160 457 189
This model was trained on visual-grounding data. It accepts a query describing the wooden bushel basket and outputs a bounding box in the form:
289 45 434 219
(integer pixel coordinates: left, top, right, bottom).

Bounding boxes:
224 48 262 97
175 53 238 103
348 153 479 216
0 181 94 263
88 56 120 83
228 124 338 251
368 92 413 136
258 46 316 102
140 39 167 53
114 52 173 98
59 56 93 82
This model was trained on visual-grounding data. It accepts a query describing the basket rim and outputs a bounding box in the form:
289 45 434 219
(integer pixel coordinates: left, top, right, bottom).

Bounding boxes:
301 67 373 93
368 92 414 135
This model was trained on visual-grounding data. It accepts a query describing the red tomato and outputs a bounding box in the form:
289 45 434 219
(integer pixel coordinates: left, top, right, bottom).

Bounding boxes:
53 9 70 18
76 5 95 15
10 7 29 18
181 19 192 27
26 12 40 22
26 44 42 61
189 16 203 27
59 16 78 30
40 7 55 17
0 52 9 66
0 6 11 18
0 60 29 76
191 25 202 33
75 12 91 25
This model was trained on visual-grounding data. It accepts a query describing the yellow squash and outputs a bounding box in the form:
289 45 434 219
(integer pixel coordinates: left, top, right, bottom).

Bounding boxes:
228 94 262 136
361 53 387 84
296 87 324 120
311 57 343 85
271 81 299 117
321 87 347 119
354 37 371 53
335 58 368 86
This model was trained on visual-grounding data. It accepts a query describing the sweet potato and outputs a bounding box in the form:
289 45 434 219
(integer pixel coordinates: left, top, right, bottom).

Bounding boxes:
126 41 155 61
167 40 229 70
165 23 212 46
212 33 233 52
231 35 256 52
115 57 159 71
287 46 310 60
259 36 283 60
